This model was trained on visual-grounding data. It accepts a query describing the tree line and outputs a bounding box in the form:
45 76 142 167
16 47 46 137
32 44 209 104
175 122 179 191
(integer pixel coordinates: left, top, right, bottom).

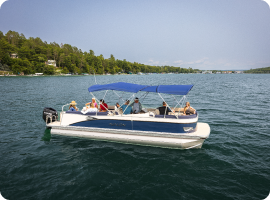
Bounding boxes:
0 30 196 75
244 67 270 74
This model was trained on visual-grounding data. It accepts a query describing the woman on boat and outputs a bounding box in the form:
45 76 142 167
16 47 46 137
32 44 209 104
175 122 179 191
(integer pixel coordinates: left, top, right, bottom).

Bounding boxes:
99 99 108 112
69 101 78 111
183 102 196 115
81 103 98 114
85 98 98 109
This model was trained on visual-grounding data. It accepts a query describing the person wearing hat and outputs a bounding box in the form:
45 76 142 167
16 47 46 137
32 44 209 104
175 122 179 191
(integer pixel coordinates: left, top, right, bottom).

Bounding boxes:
69 101 78 111
129 97 142 114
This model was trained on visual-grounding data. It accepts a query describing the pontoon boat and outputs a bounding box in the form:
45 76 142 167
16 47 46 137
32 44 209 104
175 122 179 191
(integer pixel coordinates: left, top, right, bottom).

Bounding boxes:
43 82 210 149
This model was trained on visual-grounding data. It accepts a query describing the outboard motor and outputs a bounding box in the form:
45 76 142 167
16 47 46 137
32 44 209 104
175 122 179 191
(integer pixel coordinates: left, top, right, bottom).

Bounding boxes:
43 107 58 123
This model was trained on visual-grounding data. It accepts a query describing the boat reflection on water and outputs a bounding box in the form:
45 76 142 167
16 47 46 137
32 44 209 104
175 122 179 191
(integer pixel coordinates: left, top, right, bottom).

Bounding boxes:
42 128 51 142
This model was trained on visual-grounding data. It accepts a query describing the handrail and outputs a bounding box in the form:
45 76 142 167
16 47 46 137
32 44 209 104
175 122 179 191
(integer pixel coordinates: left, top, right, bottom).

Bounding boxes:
62 103 70 111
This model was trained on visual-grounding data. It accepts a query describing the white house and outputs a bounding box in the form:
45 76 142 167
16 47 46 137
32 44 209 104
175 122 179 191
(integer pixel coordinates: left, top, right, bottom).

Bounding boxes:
45 60 56 67
234 71 243 74
10 53 18 59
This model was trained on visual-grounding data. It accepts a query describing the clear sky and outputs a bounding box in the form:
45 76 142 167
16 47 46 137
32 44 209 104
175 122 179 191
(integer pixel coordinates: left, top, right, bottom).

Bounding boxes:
0 0 270 70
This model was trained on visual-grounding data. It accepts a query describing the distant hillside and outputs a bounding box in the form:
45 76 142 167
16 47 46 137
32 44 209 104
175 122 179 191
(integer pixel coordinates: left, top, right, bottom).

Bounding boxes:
0 30 196 75
244 67 270 74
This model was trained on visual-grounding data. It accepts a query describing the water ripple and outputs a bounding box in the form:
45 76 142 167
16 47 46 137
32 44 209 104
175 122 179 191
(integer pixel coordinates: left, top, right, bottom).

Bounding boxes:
0 74 269 200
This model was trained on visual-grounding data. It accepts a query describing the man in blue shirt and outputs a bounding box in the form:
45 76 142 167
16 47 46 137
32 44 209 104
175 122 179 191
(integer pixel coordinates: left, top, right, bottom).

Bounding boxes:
121 100 132 115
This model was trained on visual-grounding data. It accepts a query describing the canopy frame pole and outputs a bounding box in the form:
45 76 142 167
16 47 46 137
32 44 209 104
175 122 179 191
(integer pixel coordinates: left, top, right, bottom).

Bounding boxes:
113 90 125 104
177 96 187 115
98 90 111 113
90 92 112 115
122 94 135 115
158 93 174 118
171 95 186 113
180 96 187 114
115 93 135 115
165 104 168 118
113 91 127 113
138 92 149 103
113 90 135 115
102 90 108 100
172 95 178 110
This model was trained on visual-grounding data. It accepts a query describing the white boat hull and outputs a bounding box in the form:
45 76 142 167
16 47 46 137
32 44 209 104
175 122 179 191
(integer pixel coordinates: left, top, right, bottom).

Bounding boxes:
49 122 210 149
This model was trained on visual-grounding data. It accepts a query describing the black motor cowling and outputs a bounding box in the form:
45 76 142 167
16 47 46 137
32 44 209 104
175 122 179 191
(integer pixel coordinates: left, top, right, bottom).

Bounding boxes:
43 107 58 123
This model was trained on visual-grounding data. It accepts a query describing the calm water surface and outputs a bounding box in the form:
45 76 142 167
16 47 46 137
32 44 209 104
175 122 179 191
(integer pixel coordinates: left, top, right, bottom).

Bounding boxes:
0 74 269 200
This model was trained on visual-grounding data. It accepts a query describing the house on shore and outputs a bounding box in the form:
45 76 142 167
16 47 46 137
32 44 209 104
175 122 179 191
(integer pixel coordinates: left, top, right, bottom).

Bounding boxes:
202 70 212 74
234 71 243 74
45 60 56 67
10 53 18 59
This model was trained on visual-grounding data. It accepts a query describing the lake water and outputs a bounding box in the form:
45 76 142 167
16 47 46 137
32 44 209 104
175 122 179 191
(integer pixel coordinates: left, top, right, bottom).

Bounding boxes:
0 74 269 200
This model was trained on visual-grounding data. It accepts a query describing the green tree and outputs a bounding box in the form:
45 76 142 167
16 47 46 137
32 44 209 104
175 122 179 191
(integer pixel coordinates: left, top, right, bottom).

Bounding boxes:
109 54 116 74
44 65 55 75
59 53 65 68
62 67 69 74
96 56 103 74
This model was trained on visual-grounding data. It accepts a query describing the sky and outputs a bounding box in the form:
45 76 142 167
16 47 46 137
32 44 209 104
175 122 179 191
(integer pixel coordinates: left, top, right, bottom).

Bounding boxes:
0 0 270 70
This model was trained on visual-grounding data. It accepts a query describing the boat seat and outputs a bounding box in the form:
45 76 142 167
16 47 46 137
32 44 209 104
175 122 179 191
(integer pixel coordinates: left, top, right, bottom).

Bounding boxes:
154 108 185 115
146 108 156 112
173 108 184 112
155 113 197 119
66 111 109 115
155 115 177 119
107 105 115 110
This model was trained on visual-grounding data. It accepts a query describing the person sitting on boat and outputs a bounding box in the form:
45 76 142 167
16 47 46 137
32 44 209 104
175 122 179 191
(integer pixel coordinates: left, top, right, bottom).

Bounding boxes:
99 99 108 112
85 98 98 109
129 97 142 114
115 102 120 109
158 101 173 115
69 101 78 111
183 102 196 115
81 103 98 114
120 100 132 115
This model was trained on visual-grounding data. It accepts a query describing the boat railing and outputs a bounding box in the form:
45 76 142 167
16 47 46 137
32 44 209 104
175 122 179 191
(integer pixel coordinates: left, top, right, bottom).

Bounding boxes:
62 103 70 111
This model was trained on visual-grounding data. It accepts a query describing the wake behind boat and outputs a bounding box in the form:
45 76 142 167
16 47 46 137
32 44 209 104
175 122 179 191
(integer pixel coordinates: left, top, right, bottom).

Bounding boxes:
43 82 210 149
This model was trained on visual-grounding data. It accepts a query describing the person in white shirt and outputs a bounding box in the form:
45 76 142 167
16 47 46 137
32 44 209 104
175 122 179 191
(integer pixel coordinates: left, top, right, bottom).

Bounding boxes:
81 103 98 114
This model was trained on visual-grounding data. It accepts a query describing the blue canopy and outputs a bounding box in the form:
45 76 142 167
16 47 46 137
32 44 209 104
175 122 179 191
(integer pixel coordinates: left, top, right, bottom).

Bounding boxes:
88 82 149 93
141 85 193 95
88 82 193 95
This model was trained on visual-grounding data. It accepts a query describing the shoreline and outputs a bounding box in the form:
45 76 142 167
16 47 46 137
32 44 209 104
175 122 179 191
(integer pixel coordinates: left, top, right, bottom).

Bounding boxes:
0 73 268 77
